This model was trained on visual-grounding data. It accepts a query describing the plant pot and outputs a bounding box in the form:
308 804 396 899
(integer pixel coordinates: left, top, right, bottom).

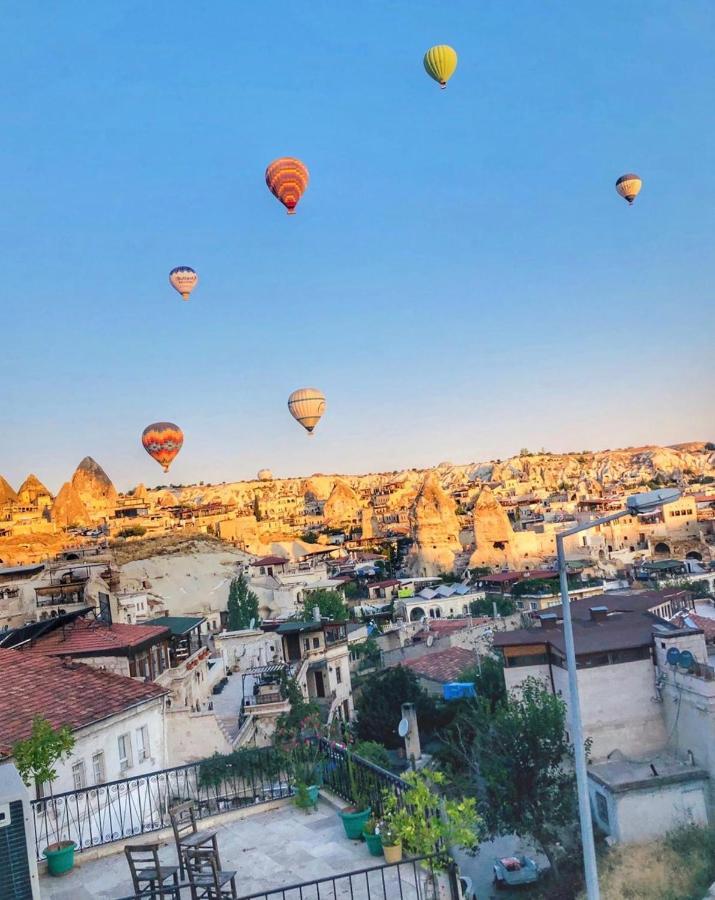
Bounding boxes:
363 830 383 856
307 785 319 806
383 841 403 864
44 840 76 876
339 806 371 840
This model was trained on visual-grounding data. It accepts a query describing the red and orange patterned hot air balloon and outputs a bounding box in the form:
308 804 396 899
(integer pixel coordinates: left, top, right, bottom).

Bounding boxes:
141 422 184 472
265 157 309 215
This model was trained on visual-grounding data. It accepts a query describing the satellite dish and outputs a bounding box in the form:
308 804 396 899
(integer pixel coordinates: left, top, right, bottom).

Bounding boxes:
249 618 256 630
679 650 695 671
426 635 435 648
398 718 410 738
666 647 681 667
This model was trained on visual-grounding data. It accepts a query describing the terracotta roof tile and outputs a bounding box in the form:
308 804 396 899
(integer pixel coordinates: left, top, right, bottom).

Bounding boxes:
402 647 475 684
0 648 166 757
20 618 169 658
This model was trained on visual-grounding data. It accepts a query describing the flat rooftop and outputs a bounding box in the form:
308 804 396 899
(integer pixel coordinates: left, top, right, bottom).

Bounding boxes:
40 800 381 899
589 755 708 794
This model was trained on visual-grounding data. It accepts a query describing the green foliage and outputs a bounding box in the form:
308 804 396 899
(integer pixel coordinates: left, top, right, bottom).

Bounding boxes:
470 595 515 616
352 636 382 669
274 673 320 746
662 825 715 900
460 656 506 713
355 667 439 748
227 573 260 631
197 746 287 788
354 740 391 769
293 782 313 811
301 531 318 544
302 588 348 621
344 581 360 599
469 678 578 872
382 770 479 867
117 525 147 538
252 494 261 521
13 717 75 796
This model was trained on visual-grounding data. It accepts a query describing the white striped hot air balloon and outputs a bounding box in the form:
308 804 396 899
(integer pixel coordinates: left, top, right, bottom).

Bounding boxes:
288 388 326 435
615 174 642 205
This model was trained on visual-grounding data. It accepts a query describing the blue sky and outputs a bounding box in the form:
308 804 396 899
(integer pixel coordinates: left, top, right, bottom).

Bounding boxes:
2 1 714 492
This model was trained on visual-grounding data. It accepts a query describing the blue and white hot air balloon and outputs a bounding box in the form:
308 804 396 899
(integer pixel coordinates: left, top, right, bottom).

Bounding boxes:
169 266 198 301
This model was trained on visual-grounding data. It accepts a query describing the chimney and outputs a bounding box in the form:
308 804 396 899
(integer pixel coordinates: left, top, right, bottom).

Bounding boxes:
590 606 608 623
539 613 558 630
312 605 321 623
401 702 422 765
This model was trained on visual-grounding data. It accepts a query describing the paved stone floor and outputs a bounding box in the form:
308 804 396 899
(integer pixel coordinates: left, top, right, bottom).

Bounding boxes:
40 801 374 899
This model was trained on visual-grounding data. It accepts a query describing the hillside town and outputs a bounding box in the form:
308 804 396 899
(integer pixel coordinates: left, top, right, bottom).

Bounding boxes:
1 443 715 897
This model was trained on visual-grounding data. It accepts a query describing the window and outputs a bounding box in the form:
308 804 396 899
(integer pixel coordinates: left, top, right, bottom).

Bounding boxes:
72 761 86 790
336 665 342 684
92 751 106 785
136 725 150 762
118 733 133 771
312 637 320 649
596 791 609 825
303 639 310 651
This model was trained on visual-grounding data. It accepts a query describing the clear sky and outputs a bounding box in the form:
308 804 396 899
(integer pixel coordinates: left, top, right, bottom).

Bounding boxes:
2 1 714 493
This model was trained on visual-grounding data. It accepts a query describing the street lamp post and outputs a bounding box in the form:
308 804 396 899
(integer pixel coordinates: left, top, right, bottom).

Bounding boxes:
556 488 681 900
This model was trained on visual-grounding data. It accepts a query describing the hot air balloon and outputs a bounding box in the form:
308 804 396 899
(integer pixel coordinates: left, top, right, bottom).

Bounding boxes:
615 174 642 205
142 422 184 472
288 388 326 435
169 266 198 300
423 45 458 89
265 158 309 215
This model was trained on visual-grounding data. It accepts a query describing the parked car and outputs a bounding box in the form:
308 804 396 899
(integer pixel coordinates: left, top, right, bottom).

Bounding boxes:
493 855 540 889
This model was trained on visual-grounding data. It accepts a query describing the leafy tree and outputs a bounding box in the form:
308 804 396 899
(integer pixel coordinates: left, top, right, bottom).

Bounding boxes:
353 740 391 769
274 673 320 747
252 494 261 521
355 667 439 748
470 595 514 617
227 573 260 631
13 716 75 799
301 531 318 544
460 655 506 713
446 678 579 876
302 589 348 621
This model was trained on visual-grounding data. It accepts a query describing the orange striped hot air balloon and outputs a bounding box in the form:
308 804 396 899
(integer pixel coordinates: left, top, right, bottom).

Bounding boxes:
615 173 642 205
142 422 184 472
265 157 309 215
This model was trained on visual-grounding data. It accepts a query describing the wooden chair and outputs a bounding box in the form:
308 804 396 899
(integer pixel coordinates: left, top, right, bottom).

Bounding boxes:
169 801 219 880
124 843 180 898
185 847 238 899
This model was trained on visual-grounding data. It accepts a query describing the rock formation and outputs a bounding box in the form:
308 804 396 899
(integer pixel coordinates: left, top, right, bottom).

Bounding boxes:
406 472 461 576
131 483 148 500
71 457 117 514
0 476 18 507
17 474 52 507
323 478 361 528
469 486 517 569
51 482 90 527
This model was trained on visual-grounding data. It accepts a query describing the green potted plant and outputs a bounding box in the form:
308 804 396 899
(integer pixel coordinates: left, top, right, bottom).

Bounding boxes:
13 717 76 876
292 759 320 810
379 817 402 864
362 816 383 856
338 749 372 840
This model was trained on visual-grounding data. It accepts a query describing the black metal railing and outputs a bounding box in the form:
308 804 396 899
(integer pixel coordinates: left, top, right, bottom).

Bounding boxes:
111 856 461 900
318 740 408 819
31 748 292 861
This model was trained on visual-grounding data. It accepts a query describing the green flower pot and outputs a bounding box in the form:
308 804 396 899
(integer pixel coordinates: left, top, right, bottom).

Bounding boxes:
307 785 319 806
44 841 76 876
363 830 383 856
339 807 371 840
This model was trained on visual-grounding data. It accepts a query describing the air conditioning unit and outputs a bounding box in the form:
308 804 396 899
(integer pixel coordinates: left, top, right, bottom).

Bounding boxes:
0 765 41 898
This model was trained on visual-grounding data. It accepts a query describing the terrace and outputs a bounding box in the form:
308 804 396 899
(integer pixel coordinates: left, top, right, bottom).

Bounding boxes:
33 743 459 900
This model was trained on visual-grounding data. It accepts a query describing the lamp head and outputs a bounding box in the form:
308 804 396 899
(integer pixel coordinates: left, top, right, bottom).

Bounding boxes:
626 488 682 515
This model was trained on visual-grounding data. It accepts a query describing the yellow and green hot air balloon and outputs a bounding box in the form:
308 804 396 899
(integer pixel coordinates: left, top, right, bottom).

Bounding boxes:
423 45 458 89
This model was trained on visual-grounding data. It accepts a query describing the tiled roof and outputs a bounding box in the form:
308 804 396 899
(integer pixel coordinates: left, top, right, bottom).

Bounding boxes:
19 617 170 658
402 647 475 684
369 579 401 589
424 618 490 635
0 649 167 757
674 613 715 641
251 556 289 566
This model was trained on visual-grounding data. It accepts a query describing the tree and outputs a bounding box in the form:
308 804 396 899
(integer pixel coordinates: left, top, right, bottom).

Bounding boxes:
460 655 506 713
252 494 261 521
301 531 318 544
355 667 440 748
302 589 348 621
447 678 579 876
353 740 391 769
13 716 75 799
227 573 260 631
470 595 514 617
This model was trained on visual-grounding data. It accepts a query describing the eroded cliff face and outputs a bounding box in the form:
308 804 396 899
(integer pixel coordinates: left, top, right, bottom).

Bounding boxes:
51 481 89 527
406 472 462 576
469 486 517 568
323 478 361 527
0 475 18 507
17 474 52 506
71 457 117 513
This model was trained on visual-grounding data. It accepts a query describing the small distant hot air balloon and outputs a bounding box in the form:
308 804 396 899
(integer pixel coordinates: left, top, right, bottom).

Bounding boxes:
288 388 326 435
615 174 642 205
142 422 184 472
423 45 458 89
169 266 198 300
265 158 309 215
